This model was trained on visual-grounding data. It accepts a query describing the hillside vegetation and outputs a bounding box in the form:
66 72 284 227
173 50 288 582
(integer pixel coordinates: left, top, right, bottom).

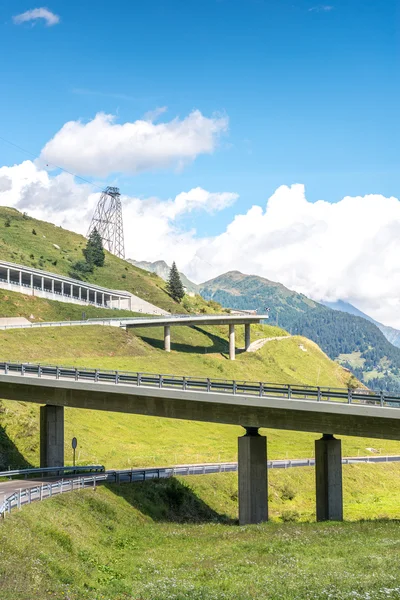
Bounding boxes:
2 465 400 599
2 320 399 473
0 206 180 312
200 270 400 393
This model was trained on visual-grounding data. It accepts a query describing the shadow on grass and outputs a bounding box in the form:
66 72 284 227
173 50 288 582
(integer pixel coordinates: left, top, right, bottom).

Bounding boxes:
107 477 236 524
136 325 246 358
0 425 33 470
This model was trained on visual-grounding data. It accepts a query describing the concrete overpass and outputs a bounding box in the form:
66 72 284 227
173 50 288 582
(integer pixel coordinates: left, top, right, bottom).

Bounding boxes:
0 259 167 315
0 361 399 524
0 314 270 359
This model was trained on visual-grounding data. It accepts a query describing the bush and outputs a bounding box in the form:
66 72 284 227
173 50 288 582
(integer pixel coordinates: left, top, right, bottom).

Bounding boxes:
4 217 11 227
32 229 37 235
281 509 300 522
72 260 93 274
280 483 296 501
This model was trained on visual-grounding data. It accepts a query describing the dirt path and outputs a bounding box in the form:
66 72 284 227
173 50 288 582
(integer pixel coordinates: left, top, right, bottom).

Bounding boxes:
246 335 292 352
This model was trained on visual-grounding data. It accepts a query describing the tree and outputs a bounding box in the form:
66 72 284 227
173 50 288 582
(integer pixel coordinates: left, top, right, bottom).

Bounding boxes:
167 262 185 303
83 228 105 267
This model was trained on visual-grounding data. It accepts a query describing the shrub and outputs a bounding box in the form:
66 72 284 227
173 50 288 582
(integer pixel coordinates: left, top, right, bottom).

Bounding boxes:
4 217 11 227
32 229 37 235
280 483 296 501
281 509 300 522
72 260 93 274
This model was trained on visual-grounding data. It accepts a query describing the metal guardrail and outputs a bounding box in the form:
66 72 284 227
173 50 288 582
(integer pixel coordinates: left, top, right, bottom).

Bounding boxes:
3 455 400 517
0 474 107 516
0 313 264 331
0 361 399 407
0 465 105 480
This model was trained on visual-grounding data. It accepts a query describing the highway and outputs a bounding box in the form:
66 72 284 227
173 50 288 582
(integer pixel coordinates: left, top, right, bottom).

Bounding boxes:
0 360 398 406
2 455 400 516
0 313 270 331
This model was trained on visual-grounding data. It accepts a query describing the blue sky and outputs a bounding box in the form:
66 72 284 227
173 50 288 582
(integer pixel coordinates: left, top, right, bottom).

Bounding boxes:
2 1 398 226
1 0 399 325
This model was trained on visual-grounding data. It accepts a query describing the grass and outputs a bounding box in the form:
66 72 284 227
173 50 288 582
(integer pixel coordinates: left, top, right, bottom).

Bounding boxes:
1 465 400 599
0 206 185 313
0 287 144 323
1 322 399 470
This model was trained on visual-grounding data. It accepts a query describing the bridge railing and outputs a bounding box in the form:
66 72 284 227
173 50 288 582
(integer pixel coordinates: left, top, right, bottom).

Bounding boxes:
0 465 105 480
0 361 398 407
3 455 400 517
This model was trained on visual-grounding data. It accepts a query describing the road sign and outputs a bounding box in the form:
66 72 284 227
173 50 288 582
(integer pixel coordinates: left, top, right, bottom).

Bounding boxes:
72 437 77 467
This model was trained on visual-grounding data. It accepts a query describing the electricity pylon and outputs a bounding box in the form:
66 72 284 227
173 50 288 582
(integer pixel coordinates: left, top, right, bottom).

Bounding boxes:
87 186 125 259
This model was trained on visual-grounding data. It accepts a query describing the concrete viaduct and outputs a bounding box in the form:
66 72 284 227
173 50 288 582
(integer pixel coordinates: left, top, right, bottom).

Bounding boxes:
0 314 270 360
0 363 399 525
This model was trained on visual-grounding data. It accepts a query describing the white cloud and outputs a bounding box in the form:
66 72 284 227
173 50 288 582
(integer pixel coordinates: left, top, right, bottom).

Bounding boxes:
144 106 168 122
40 110 228 177
308 5 334 12
183 185 400 328
13 7 60 26
1 160 400 330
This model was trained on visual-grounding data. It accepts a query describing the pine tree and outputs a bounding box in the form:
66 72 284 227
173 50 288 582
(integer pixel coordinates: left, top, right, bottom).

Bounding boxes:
83 228 105 267
167 262 185 303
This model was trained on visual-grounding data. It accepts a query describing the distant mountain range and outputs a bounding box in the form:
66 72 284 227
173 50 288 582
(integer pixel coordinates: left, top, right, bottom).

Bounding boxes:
128 260 199 293
128 260 400 392
198 270 400 393
321 299 400 349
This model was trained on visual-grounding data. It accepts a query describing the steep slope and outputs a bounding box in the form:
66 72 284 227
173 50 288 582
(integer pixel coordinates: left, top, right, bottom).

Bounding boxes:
128 258 199 293
200 271 400 392
2 468 400 599
322 299 400 349
0 207 179 312
0 320 376 471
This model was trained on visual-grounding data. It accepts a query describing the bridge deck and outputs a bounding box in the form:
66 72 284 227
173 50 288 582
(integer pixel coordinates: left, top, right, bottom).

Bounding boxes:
0 362 399 440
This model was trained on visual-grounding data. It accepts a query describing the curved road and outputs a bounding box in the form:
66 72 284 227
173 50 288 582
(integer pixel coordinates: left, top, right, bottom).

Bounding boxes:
2 455 400 515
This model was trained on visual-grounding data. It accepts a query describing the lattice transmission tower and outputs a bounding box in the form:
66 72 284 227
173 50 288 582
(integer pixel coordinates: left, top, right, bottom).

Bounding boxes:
87 186 125 259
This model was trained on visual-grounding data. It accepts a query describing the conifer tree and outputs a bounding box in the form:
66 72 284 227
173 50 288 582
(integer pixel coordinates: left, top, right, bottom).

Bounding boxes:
167 261 185 302
83 228 105 267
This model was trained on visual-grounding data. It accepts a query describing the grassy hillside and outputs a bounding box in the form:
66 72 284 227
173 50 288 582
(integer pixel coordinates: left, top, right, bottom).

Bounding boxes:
200 270 400 393
0 206 180 312
2 321 399 472
2 465 400 599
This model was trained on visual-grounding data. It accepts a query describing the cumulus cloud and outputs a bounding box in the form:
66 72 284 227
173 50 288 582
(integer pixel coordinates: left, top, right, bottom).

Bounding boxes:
1 160 400 329
0 161 97 230
183 185 400 328
40 110 228 177
13 7 60 26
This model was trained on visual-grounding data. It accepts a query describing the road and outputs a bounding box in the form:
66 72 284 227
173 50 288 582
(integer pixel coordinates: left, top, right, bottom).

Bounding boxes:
2 455 400 515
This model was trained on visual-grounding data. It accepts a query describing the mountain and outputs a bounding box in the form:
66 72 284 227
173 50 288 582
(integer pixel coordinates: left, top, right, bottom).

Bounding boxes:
128 259 199 293
322 300 400 349
199 271 400 393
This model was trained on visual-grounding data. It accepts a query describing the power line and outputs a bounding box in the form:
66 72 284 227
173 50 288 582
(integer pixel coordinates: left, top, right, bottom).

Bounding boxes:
0 133 104 191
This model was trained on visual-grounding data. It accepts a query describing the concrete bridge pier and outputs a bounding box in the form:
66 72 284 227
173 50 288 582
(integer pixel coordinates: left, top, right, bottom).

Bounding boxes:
229 324 235 360
245 324 251 351
40 405 64 468
164 325 171 352
238 427 268 525
315 434 343 521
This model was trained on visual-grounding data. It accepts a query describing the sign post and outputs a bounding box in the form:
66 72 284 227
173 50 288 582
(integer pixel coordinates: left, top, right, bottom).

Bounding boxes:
72 437 77 467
